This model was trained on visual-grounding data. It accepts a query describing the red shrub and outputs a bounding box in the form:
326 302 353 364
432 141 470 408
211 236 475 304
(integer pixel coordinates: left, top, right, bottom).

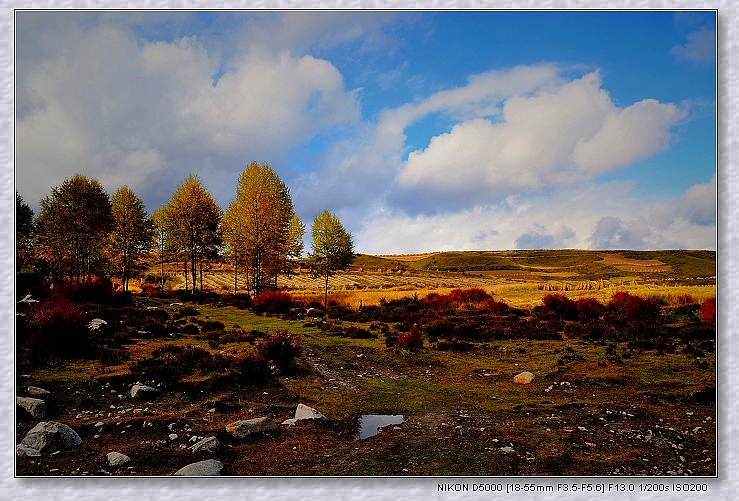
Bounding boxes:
448 288 492 305
397 324 424 350
700 297 716 325
608 291 661 322
542 293 578 319
677 294 695 305
253 291 293 314
24 298 90 357
484 297 510 314
575 297 604 319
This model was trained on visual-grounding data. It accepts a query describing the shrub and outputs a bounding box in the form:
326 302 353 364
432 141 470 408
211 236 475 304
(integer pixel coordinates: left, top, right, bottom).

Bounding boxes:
435 338 473 352
230 352 271 385
484 298 510 314
423 319 456 342
542 294 578 320
608 291 661 322
700 297 716 325
397 324 424 350
176 306 200 318
181 324 199 335
575 297 604 320
677 294 695 305
24 298 91 358
448 287 492 305
257 329 301 372
202 320 226 332
253 291 293 314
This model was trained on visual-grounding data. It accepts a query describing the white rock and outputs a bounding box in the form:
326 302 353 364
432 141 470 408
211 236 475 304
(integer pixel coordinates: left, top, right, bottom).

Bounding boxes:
107 452 131 467
130 384 160 398
226 417 278 438
16 444 41 457
27 386 51 397
21 421 81 453
174 459 223 476
513 372 534 384
17 397 46 418
190 436 220 454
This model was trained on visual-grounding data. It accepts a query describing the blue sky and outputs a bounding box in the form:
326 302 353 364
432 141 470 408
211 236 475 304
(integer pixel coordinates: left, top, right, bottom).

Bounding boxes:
15 9 717 253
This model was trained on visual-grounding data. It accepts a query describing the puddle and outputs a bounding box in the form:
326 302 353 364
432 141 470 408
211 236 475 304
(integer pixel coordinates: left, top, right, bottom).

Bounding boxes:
357 414 406 440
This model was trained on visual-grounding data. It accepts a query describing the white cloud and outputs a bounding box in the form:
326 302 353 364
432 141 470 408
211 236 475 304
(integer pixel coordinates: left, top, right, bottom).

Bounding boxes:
393 71 685 210
671 26 716 64
15 19 361 210
355 178 715 254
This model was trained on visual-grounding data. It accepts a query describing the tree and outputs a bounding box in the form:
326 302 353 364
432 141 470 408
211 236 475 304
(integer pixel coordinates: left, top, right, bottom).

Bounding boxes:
16 192 34 271
34 174 113 284
308 210 355 310
160 175 222 294
109 186 154 291
222 162 303 295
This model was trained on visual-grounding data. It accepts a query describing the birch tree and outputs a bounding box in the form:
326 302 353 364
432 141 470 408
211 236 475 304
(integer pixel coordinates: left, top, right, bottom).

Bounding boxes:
308 210 355 309
222 162 303 295
110 186 154 291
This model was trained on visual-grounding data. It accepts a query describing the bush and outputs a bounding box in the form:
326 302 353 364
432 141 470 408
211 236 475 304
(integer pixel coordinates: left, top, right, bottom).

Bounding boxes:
484 298 510 314
677 294 695 305
230 352 271 385
397 324 424 350
701 297 716 325
23 298 91 358
257 329 301 372
542 294 578 320
608 291 661 322
181 324 199 335
253 291 293 314
202 320 226 332
448 287 492 305
575 297 604 320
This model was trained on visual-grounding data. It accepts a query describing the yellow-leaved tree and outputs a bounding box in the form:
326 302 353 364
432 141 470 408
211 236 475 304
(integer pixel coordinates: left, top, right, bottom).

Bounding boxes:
308 210 355 309
159 175 222 294
222 162 303 295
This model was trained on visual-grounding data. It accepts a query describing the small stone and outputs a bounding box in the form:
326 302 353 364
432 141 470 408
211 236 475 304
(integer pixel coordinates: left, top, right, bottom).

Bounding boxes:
513 372 534 384
174 459 223 476
107 452 131 467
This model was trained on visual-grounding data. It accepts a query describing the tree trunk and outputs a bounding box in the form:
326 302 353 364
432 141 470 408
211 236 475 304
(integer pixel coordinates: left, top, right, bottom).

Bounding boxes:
324 271 329 310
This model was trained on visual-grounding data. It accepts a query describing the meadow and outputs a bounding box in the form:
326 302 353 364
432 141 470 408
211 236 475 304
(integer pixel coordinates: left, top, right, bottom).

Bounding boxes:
15 250 716 476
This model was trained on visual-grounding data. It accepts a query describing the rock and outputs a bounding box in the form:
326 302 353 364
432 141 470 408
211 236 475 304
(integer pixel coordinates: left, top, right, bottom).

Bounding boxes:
21 421 81 453
283 403 328 425
16 444 41 457
190 436 220 454
500 446 515 453
226 417 278 438
513 372 535 384
27 386 50 397
107 452 131 467
174 459 223 476
19 294 38 303
130 384 160 398
87 318 107 331
17 397 46 418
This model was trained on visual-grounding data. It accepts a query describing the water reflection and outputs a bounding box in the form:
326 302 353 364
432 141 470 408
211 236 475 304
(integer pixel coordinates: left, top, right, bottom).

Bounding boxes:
357 414 406 440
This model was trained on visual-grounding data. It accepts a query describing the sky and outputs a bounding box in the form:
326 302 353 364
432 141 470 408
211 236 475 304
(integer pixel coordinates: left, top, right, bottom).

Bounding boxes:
14 10 717 254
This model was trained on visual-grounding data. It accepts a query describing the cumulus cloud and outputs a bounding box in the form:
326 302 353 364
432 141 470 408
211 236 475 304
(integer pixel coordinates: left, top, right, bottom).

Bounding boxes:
15 16 361 210
671 26 716 64
392 71 685 212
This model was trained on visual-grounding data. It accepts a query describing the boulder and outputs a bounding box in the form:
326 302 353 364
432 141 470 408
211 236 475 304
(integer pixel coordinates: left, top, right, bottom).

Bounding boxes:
226 417 278 439
87 318 108 331
16 444 41 458
27 386 50 397
174 459 223 476
20 421 81 453
282 403 327 425
130 384 160 398
107 452 131 467
513 372 535 384
17 397 46 418
190 436 220 454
